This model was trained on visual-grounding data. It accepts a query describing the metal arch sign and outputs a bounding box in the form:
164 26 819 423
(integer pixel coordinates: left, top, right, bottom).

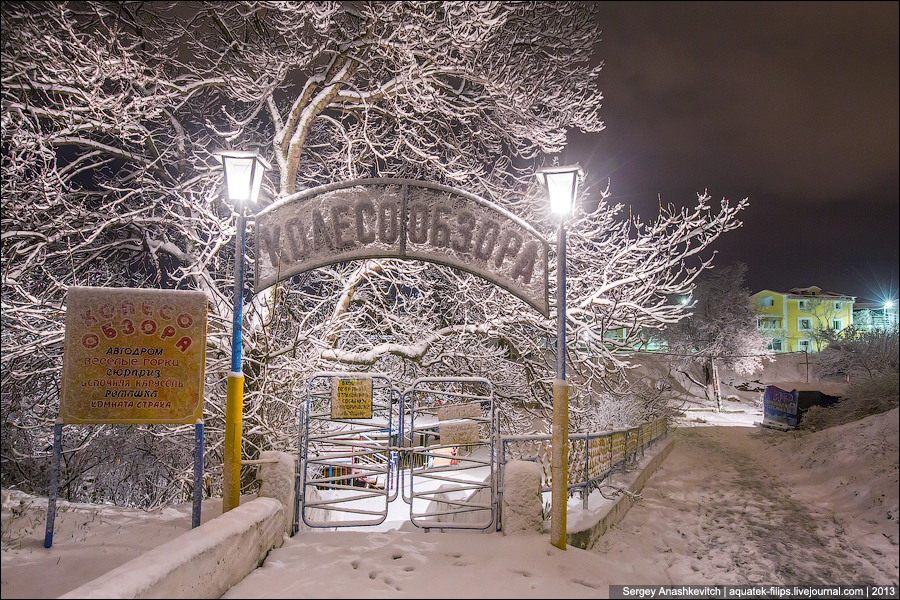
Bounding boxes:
253 179 550 316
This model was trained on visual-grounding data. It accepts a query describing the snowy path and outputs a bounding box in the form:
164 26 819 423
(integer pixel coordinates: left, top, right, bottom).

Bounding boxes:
594 424 897 586
224 419 897 598
3 410 896 598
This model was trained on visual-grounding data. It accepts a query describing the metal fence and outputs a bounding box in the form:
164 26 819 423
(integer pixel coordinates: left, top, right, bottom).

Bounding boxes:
500 418 668 508
295 371 669 532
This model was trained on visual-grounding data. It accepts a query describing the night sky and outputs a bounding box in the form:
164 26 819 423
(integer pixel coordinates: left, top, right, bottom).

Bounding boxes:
566 2 898 303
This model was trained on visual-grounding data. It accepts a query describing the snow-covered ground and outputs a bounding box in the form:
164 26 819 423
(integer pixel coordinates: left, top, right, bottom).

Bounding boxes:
220 408 897 598
2 356 897 598
594 410 898 587
0 492 255 599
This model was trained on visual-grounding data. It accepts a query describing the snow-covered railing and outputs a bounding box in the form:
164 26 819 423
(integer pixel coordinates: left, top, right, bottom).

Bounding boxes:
500 418 668 508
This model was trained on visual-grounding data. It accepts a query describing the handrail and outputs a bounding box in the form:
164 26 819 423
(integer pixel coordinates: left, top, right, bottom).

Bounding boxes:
500 418 668 509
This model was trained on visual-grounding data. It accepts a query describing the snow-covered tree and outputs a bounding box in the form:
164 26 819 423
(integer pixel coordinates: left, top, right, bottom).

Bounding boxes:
658 263 770 411
815 326 899 385
800 296 846 351
853 308 874 331
2 1 747 505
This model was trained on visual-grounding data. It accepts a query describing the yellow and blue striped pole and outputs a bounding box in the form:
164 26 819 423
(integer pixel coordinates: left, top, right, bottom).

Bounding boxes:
223 208 246 513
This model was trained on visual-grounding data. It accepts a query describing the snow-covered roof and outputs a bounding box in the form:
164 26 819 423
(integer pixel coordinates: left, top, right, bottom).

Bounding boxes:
753 287 854 301
787 286 854 300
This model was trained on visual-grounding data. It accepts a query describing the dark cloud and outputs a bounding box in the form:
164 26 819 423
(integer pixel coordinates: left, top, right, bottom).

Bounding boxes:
569 2 898 300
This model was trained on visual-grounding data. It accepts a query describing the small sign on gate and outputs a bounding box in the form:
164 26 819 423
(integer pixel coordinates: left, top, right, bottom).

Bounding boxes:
331 377 373 419
438 403 481 445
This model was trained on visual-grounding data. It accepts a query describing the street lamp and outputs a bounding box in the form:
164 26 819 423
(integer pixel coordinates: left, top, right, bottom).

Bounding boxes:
536 164 581 550
217 151 271 513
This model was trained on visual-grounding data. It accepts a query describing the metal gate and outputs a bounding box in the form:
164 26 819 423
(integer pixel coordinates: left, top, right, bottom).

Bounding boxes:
297 372 396 528
404 377 498 531
297 374 498 532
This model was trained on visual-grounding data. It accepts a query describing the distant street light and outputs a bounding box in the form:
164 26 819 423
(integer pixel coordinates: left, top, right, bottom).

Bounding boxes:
217 151 271 513
536 164 581 550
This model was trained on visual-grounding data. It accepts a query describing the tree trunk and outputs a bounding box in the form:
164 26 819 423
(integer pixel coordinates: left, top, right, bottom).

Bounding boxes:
712 359 722 412
706 357 722 412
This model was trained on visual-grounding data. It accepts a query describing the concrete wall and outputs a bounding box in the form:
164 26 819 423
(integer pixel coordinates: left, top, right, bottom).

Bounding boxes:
59 497 284 599
501 460 543 535
58 449 332 599
256 451 296 536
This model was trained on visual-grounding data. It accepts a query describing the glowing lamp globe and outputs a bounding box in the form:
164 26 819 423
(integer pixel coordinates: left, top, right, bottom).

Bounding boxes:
536 165 582 215
217 151 271 207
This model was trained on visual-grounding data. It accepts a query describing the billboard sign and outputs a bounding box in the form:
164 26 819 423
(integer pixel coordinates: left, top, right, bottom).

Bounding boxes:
762 385 799 430
60 287 208 424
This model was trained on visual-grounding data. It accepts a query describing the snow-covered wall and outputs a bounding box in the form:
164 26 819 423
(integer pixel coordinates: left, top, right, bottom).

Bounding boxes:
501 460 543 535
256 451 295 536
58 497 285 599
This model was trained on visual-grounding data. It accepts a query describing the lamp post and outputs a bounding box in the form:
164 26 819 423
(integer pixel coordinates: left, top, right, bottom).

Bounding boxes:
217 151 271 513
536 164 581 550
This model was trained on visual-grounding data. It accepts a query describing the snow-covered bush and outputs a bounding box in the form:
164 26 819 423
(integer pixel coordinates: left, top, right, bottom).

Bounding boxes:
798 405 831 432
804 326 900 430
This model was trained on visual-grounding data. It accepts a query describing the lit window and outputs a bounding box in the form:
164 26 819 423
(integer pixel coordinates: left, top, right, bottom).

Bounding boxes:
758 318 780 329
798 318 813 331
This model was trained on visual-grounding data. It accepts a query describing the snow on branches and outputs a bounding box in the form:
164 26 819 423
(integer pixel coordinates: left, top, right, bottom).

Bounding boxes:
2 1 746 506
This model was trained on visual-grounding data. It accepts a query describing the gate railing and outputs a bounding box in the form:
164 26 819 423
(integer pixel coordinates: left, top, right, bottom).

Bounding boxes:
298 373 394 528
500 418 668 508
404 377 498 531
297 374 499 532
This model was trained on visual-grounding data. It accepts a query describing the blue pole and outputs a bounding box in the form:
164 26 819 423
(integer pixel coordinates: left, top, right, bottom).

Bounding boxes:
44 421 63 548
231 209 246 375
557 223 566 382
192 420 204 528
224 207 246 512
